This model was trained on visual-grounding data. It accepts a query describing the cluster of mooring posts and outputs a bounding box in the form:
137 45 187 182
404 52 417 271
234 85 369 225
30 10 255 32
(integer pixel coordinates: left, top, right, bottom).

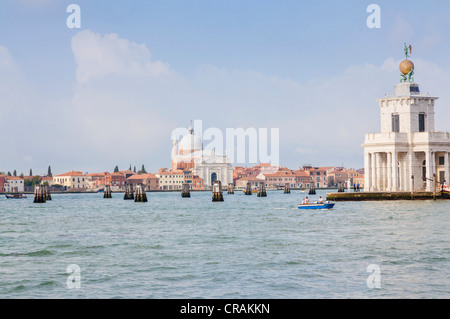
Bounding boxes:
212 180 224 202
134 184 148 202
104 184 112 198
124 183 134 200
33 184 51 203
284 183 290 194
181 183 190 198
257 182 267 197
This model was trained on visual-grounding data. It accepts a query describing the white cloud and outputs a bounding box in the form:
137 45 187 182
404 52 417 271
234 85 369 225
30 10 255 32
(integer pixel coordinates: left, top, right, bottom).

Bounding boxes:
71 30 172 84
2 30 450 173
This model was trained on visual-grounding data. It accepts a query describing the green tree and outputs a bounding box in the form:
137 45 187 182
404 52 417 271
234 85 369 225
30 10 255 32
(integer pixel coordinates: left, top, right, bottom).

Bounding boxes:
138 164 147 175
13 170 17 177
48 166 53 177
29 169 33 176
133 166 136 173
114 165 119 173
19 173 24 179
7 171 11 176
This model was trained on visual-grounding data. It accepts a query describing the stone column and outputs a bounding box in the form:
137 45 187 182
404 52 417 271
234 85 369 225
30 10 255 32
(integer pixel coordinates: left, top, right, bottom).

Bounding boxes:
376 152 383 191
371 152 377 191
392 151 398 191
386 152 392 191
364 152 371 191
426 151 433 191
431 151 436 191
445 152 450 186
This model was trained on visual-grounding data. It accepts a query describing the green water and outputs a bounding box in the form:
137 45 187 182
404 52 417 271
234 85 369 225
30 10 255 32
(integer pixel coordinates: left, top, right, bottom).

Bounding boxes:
0 190 448 298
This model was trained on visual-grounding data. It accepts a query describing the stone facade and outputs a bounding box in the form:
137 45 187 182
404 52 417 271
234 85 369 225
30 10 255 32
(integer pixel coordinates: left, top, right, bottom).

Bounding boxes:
171 123 233 188
362 82 450 192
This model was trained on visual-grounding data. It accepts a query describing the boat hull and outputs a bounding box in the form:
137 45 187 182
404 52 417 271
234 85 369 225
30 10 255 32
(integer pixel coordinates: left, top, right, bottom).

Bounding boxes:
298 203 335 210
442 190 450 199
5 194 27 199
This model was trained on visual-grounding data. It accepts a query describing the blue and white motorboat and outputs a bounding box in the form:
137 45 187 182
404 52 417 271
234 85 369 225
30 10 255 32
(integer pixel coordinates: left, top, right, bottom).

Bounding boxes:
298 201 335 210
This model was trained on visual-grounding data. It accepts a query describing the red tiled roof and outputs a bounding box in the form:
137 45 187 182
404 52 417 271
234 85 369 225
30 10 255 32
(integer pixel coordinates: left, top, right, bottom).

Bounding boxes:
56 171 84 177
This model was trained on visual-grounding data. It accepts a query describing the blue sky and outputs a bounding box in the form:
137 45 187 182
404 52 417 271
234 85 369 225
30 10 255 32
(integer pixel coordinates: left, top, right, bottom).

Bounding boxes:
1 0 450 175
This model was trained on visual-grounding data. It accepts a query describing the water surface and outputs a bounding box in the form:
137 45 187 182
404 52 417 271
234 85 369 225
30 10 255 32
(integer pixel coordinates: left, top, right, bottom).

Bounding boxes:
0 190 448 298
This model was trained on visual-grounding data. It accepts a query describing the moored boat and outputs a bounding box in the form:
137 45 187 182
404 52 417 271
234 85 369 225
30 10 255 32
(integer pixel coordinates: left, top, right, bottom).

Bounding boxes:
5 194 27 199
242 189 258 194
442 189 450 199
298 201 335 210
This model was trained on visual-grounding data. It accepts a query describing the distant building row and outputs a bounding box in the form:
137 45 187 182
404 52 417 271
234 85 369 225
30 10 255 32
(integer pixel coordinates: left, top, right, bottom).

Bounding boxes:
1 163 364 193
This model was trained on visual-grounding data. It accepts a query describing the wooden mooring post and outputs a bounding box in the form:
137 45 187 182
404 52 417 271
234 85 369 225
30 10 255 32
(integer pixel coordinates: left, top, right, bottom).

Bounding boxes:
181 183 191 198
212 180 224 202
284 183 290 194
44 184 52 200
33 185 46 203
227 183 234 194
309 183 316 195
124 183 134 200
104 184 112 198
134 184 148 202
257 182 267 197
244 182 252 195
410 175 414 200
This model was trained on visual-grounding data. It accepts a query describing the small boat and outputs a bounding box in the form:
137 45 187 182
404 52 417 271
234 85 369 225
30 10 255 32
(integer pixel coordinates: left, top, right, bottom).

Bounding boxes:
442 189 450 199
242 189 258 194
5 194 27 199
298 201 335 210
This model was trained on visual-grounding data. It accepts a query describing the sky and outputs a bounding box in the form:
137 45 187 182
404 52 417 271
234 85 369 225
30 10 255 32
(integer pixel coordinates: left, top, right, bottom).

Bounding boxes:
1 0 450 175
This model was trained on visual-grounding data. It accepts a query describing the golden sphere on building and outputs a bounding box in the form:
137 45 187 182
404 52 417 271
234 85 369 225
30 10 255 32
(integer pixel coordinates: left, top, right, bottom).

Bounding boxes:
399 59 414 75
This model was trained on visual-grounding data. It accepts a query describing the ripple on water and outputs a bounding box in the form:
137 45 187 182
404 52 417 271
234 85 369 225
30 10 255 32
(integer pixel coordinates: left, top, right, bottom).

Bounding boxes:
0 191 449 298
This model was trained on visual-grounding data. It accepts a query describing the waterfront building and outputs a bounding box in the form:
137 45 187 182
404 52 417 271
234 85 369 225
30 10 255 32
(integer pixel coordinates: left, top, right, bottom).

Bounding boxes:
171 123 233 188
53 171 87 190
263 169 311 189
158 168 186 190
363 48 450 191
105 172 126 190
299 166 333 188
126 173 159 191
4 176 25 193
0 176 5 192
40 176 54 186
235 176 265 190
86 173 106 189
191 175 204 190
327 169 348 187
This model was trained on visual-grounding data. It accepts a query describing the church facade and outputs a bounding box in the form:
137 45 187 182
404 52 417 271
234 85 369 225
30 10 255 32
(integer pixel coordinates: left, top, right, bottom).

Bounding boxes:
171 123 233 188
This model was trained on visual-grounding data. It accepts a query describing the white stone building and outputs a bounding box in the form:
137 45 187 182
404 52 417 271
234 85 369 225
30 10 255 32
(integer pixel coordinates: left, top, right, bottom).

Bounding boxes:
363 81 450 192
171 123 233 188
5 176 25 193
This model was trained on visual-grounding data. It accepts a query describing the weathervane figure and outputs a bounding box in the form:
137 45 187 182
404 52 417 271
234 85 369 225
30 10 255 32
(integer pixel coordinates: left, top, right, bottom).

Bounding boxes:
400 43 414 83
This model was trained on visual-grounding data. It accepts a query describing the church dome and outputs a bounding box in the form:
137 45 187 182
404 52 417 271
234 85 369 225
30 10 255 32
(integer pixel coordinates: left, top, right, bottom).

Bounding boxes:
178 124 202 154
